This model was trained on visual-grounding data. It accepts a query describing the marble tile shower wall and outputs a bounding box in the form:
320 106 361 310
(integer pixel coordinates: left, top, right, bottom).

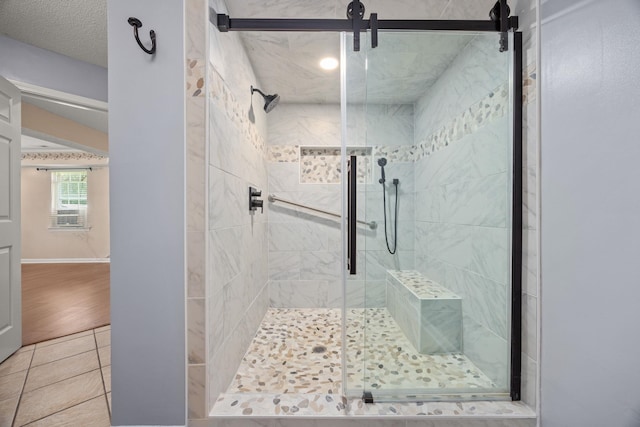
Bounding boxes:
206 0 270 413
413 34 514 389
267 104 415 308
186 0 208 421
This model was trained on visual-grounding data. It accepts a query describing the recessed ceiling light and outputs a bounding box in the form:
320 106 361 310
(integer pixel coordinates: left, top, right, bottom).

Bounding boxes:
319 57 339 70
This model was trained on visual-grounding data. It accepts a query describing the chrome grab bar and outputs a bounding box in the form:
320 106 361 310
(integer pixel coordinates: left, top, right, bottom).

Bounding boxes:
268 194 377 230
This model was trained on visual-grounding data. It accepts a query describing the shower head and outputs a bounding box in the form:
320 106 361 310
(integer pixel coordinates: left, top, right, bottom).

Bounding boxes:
378 157 387 184
251 86 280 113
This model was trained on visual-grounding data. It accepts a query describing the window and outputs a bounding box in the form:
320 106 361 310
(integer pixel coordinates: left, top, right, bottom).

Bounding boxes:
50 171 88 228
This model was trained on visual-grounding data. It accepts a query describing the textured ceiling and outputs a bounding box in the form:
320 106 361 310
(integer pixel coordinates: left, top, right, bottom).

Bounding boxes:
0 0 108 68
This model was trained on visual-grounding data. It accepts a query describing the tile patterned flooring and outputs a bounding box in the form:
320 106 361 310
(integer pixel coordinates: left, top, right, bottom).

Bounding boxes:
0 326 111 427
214 308 504 417
228 308 494 396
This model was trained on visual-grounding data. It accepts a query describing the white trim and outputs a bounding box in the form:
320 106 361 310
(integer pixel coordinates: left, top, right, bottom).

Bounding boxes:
21 258 110 264
535 0 542 425
8 80 108 113
22 164 107 169
22 129 109 157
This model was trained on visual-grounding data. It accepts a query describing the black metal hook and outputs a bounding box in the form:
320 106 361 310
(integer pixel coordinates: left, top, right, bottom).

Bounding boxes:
128 17 156 55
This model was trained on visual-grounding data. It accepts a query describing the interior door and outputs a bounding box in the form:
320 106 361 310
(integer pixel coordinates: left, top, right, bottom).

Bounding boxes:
0 76 22 363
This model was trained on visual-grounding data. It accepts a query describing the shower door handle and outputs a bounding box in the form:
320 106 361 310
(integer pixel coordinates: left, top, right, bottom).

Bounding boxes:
347 156 357 275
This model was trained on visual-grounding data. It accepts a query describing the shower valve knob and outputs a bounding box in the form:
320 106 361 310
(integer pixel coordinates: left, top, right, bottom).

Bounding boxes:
251 199 264 213
249 186 264 213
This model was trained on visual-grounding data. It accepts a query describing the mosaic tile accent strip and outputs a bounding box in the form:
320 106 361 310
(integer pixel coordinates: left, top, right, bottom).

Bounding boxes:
300 147 371 184
209 66 266 155
373 145 416 163
415 65 536 161
265 65 537 183
267 145 299 162
212 392 535 418
269 145 414 164
22 152 106 161
415 82 509 161
186 58 205 97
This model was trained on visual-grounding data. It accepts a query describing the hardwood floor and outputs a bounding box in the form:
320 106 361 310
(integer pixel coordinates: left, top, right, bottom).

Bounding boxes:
21 263 110 346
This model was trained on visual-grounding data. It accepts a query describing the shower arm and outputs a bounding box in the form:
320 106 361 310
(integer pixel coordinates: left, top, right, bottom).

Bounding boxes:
268 194 377 230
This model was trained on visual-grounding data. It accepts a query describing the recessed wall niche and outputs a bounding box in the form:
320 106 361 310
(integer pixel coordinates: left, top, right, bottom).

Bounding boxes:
300 146 371 184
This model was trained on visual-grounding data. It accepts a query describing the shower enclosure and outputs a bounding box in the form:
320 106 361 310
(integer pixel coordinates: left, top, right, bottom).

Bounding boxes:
342 30 521 402
208 0 522 409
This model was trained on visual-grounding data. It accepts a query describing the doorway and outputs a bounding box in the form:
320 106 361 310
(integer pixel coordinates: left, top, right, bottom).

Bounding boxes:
18 83 110 346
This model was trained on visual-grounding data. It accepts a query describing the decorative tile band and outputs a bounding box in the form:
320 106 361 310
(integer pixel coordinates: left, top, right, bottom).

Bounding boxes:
415 64 536 161
265 76 513 178
268 145 299 162
209 66 266 155
415 81 509 161
266 64 537 182
372 145 415 163
300 147 371 184
269 145 415 164
186 58 205 98
22 152 106 161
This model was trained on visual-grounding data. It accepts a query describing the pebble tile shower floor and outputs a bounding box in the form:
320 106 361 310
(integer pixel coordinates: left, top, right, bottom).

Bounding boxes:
229 308 494 395
215 308 499 416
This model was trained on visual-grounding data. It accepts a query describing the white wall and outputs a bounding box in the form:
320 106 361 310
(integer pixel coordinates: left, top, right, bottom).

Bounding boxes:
267 103 415 309
21 159 110 260
540 0 640 425
108 0 186 425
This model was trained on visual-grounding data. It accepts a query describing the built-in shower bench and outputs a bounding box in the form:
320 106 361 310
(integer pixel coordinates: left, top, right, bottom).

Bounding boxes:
386 270 462 354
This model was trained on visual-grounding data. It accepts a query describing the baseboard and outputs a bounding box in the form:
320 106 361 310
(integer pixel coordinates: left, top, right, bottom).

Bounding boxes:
21 258 111 264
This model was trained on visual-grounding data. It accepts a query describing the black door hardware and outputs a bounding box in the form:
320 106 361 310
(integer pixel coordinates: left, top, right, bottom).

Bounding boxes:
347 156 357 275
249 187 264 213
128 17 156 55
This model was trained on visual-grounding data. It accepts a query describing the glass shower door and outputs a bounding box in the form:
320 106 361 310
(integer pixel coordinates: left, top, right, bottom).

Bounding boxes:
343 30 519 402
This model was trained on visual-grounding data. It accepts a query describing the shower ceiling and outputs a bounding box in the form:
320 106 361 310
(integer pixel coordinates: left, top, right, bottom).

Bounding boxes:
225 0 498 104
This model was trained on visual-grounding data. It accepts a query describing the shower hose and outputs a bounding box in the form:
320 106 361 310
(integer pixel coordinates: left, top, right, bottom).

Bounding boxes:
382 179 399 255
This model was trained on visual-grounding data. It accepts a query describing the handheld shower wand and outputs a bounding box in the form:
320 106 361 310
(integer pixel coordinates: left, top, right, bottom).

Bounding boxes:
378 157 387 184
378 157 399 255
